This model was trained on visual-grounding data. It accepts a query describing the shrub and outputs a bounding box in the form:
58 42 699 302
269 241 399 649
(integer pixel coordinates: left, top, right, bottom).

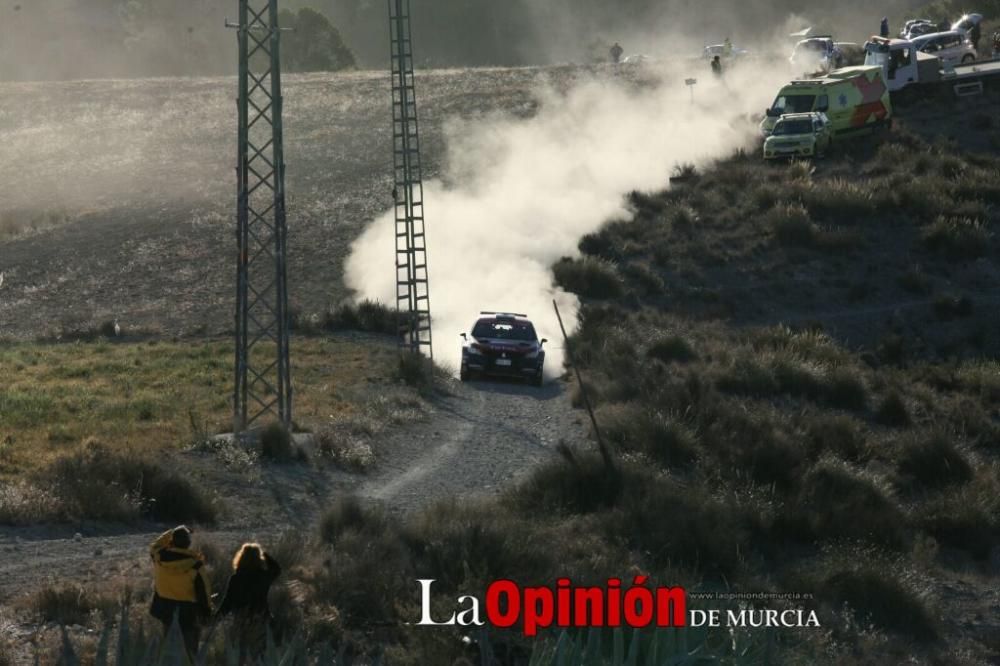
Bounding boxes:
0 482 61 525
319 496 389 543
703 408 807 489
611 475 747 575
260 422 296 462
41 442 216 524
784 460 905 548
921 217 990 260
578 230 619 260
821 569 936 640
932 294 974 320
768 204 818 247
803 412 865 461
552 257 625 299
896 433 973 489
27 582 118 625
647 335 698 363
897 268 932 295
324 299 398 335
403 502 551 594
823 367 868 411
876 391 911 427
597 403 697 468
315 429 376 471
511 450 622 515
396 352 445 396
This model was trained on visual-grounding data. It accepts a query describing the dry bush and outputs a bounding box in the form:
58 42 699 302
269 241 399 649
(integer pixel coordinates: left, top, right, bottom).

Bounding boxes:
552 256 625 299
319 496 390 544
40 440 216 524
509 450 622 516
876 391 911 427
0 482 61 525
646 335 698 364
596 402 697 468
260 422 299 462
921 216 991 260
26 582 119 626
324 299 398 335
781 459 906 549
820 569 936 641
896 432 973 490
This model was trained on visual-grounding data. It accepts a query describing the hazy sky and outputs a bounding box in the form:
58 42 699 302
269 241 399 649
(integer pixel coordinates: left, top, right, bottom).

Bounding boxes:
1 0 928 79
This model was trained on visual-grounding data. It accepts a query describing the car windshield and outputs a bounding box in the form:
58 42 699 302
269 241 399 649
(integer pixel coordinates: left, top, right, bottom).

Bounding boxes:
773 119 814 135
798 41 826 53
472 319 537 341
772 95 815 114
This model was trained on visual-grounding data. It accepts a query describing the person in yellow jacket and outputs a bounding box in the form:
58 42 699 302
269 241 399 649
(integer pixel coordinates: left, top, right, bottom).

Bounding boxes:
149 525 212 658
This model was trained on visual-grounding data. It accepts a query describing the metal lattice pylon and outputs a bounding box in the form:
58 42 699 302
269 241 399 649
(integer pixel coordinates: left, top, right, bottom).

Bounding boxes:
389 0 433 357
232 0 292 432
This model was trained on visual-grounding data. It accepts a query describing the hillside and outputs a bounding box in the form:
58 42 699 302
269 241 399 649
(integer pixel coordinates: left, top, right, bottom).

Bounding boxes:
1 54 999 662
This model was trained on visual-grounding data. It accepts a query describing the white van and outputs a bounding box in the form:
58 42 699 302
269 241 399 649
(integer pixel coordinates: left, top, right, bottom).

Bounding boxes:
911 31 976 67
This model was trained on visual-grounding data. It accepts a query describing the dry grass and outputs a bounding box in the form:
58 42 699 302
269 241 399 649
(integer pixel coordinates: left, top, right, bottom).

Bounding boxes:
0 335 401 478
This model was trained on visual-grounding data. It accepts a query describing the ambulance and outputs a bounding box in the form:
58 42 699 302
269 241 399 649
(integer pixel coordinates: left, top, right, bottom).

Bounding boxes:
760 66 892 137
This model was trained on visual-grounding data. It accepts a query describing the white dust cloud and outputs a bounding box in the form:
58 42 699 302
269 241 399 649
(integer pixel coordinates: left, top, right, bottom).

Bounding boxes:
345 64 789 375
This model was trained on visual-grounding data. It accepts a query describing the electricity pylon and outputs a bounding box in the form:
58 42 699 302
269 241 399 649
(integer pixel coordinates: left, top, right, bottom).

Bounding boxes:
231 0 292 433
389 0 433 357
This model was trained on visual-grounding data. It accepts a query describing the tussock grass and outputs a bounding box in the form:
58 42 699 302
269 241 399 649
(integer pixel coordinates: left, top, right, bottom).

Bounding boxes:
40 440 216 524
896 432 973 490
323 299 398 335
785 460 905 548
646 335 698 363
25 582 119 626
552 256 625 299
820 568 936 640
921 217 991 260
876 391 911 427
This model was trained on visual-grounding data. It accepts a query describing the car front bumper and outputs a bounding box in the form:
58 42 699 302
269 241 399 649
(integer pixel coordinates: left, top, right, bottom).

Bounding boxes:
462 351 544 378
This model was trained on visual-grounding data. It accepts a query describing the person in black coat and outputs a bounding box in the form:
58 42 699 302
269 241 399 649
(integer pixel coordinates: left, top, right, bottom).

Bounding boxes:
216 543 282 661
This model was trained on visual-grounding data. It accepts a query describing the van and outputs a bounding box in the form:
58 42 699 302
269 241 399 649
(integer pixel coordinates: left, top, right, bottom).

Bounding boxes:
911 31 976 67
760 66 892 136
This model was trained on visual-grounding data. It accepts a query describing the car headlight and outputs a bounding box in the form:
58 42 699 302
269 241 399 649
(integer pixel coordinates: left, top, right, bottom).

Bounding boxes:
467 344 483 356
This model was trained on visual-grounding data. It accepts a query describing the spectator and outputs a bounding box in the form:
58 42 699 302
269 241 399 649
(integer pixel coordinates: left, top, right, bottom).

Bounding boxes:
149 526 212 659
610 42 623 64
217 543 283 662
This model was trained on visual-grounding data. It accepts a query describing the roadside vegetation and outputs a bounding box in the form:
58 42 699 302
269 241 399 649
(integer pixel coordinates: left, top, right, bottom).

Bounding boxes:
0 331 425 526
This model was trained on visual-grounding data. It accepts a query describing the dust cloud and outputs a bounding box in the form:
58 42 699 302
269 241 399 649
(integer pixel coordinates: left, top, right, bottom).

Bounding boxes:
345 62 790 375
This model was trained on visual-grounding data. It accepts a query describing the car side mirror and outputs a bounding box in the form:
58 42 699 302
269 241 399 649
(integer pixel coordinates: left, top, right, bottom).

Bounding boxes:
460 332 467 340
540 338 548 344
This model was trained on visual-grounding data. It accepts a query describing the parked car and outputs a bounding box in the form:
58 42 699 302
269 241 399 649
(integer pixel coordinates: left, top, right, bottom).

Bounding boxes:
621 54 655 65
460 312 546 386
790 37 843 74
911 31 977 66
763 112 833 159
900 18 934 36
900 20 938 40
702 43 749 60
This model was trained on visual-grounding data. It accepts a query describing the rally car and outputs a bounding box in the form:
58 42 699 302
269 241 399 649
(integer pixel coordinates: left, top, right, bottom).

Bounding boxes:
460 312 546 386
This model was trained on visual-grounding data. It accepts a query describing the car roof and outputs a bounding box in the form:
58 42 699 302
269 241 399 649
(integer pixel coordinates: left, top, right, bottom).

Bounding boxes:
913 31 962 43
476 312 532 323
777 112 822 121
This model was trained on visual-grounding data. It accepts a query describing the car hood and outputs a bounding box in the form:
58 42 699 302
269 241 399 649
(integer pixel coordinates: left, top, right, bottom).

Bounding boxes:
765 133 817 144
